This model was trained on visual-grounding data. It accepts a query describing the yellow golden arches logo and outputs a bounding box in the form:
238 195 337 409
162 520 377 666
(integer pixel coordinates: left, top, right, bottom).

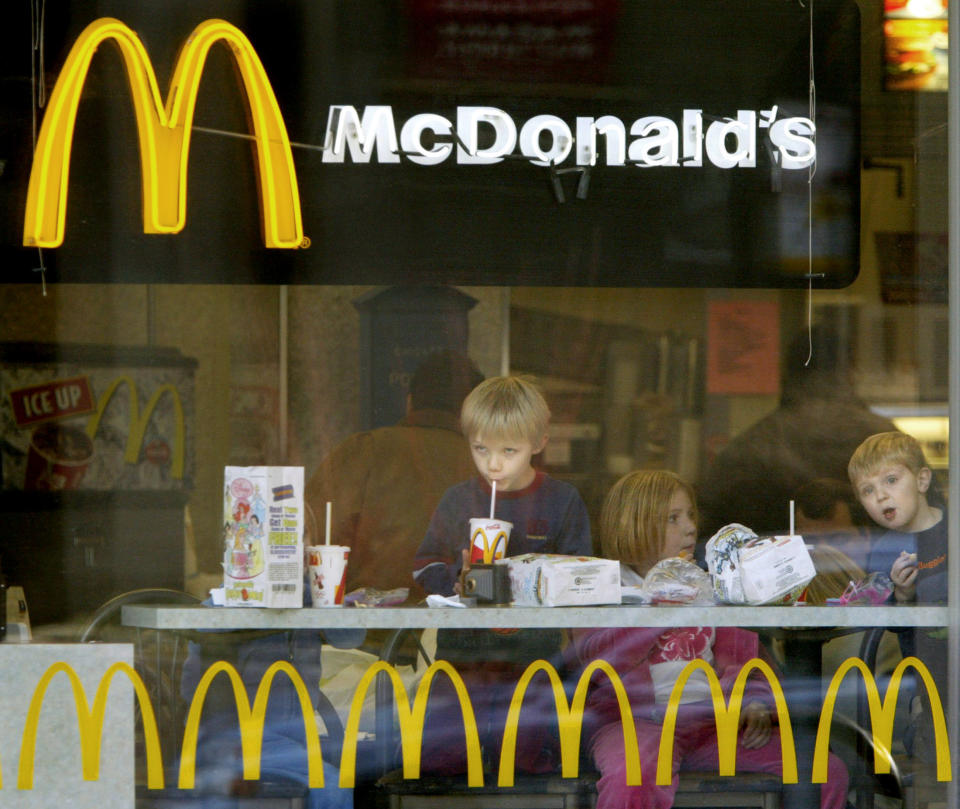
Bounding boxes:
657 657 797 786
178 660 324 789
814 654 951 783
339 660 483 788
85 376 186 480
498 659 642 787
23 17 303 249
17 661 164 790
471 526 508 564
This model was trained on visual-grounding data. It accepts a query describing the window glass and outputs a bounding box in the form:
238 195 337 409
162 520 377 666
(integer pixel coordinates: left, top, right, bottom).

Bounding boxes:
0 1 950 807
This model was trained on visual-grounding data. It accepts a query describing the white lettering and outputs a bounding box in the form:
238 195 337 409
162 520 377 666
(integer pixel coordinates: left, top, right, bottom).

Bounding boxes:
519 115 573 167
322 105 400 164
769 117 816 169
682 109 703 167
456 107 517 165
576 116 626 166
628 116 679 167
317 104 816 170
400 113 454 165
705 111 756 169
55 387 71 409
29 392 53 416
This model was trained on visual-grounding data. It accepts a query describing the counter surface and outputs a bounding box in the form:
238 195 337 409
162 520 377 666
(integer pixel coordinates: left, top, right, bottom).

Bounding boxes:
123 603 951 630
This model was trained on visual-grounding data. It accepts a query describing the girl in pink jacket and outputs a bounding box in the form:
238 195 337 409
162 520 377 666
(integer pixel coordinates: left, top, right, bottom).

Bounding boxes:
572 470 848 809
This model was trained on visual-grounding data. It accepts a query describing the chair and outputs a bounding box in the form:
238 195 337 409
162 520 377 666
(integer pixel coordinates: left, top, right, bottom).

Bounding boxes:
852 626 947 809
80 587 203 784
80 589 346 809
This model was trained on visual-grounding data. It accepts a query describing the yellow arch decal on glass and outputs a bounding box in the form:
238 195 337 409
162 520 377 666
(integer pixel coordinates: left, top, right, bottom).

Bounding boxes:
339 659 483 788
498 658 642 787
815 654 951 783
178 660 323 789
17 661 164 789
657 657 796 785
23 17 303 249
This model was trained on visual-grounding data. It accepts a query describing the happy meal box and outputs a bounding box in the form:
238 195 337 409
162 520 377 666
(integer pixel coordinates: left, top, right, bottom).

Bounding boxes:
223 466 304 607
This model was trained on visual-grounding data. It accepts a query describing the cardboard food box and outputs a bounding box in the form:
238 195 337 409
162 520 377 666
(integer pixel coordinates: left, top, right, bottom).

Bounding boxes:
223 466 304 608
706 523 815 606
501 553 621 607
739 534 816 605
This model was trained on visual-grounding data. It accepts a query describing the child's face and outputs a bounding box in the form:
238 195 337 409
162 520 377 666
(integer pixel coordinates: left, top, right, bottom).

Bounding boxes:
659 488 698 561
469 433 545 492
854 463 932 533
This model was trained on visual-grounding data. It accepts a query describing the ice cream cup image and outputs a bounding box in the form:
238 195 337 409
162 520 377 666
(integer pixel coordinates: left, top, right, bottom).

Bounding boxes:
24 421 95 490
469 518 512 564
307 545 350 606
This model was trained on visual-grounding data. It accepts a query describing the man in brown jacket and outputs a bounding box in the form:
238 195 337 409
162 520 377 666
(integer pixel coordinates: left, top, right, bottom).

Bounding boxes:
306 351 483 599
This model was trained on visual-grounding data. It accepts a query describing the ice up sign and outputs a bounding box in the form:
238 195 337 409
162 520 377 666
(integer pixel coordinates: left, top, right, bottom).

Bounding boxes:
223 466 304 608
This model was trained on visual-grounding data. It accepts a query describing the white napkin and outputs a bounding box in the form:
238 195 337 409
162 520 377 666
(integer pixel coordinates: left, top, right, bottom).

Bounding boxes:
426 594 467 608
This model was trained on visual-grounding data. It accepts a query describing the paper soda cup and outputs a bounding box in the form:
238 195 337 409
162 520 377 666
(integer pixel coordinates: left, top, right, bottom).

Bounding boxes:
24 422 94 491
307 545 350 606
469 518 512 564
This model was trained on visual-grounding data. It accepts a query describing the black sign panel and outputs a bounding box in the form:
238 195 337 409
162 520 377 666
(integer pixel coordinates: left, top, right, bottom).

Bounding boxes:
0 0 860 286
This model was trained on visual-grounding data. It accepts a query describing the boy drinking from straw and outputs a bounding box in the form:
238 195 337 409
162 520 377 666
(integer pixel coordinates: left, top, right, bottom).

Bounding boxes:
413 375 591 593
412 375 592 774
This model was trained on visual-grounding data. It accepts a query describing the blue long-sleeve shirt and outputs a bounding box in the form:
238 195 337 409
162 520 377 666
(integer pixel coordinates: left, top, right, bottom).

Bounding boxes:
412 471 592 596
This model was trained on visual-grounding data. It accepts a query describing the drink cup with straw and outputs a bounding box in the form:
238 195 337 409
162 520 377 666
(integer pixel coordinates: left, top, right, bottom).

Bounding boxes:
307 500 350 606
470 480 512 564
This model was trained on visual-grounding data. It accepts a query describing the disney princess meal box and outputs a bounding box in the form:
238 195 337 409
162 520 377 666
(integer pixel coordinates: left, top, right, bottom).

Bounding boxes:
223 466 304 607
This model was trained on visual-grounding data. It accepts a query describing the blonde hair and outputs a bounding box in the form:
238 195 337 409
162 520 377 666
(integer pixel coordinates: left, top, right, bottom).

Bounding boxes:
460 375 550 444
848 431 928 485
600 470 697 570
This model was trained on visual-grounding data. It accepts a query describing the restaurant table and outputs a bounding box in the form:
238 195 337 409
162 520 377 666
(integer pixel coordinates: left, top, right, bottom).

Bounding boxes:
124 603 952 809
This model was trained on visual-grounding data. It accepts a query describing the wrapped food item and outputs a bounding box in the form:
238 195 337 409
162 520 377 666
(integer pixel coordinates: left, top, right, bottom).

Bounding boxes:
837 573 894 606
704 523 755 604
343 586 410 607
643 557 714 605
705 523 816 606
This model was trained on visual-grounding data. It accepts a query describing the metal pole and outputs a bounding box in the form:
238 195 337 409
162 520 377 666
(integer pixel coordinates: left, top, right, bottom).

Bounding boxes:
947 0 959 801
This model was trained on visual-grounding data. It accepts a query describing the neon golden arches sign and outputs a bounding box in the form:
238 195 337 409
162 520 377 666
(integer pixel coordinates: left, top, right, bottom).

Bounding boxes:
17 661 164 790
814 655 951 783
339 659 483 788
499 658 642 787
178 660 324 788
23 17 303 249
657 657 797 786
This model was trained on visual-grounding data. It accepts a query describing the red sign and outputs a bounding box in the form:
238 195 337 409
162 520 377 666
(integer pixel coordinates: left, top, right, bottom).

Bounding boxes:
706 301 781 395
8 376 96 427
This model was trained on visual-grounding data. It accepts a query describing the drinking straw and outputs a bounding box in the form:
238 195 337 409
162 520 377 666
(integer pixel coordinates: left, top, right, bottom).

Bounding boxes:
789 499 795 536
489 480 497 520
325 501 332 545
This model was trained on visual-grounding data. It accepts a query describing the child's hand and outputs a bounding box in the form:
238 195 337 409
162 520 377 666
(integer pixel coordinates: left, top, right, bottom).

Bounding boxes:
739 701 772 749
890 551 918 603
454 547 471 595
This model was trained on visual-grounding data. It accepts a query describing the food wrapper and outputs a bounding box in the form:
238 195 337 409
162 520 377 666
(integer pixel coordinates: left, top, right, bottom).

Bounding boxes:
837 573 894 606
502 553 621 607
704 523 755 604
705 523 815 605
344 587 410 607
642 557 714 604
